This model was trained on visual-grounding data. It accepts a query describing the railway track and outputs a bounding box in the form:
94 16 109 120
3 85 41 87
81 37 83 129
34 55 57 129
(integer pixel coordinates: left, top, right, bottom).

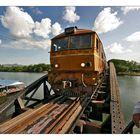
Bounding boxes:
0 79 103 134
0 94 90 134
0 65 125 134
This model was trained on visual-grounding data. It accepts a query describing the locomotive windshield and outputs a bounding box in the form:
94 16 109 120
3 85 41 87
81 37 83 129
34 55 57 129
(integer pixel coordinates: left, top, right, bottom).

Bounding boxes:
51 34 91 52
70 34 91 49
52 37 68 52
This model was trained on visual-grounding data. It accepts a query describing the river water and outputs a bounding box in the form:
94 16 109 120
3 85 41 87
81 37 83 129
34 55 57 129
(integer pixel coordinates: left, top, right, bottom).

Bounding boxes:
0 72 140 125
117 76 140 124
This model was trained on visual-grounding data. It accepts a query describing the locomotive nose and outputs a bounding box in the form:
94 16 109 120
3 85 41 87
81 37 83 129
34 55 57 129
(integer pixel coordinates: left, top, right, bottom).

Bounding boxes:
51 55 93 71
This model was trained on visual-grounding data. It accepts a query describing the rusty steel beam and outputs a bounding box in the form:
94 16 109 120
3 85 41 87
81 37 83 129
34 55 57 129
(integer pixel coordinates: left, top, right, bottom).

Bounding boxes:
25 84 41 106
0 95 89 134
109 62 125 134
0 96 64 133
44 98 80 134
0 75 49 115
14 97 25 116
43 81 51 100
122 121 135 134
23 75 48 96
57 98 88 134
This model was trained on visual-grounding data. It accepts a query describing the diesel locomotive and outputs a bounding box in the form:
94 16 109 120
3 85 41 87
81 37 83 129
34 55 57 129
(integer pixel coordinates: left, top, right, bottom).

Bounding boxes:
48 27 107 96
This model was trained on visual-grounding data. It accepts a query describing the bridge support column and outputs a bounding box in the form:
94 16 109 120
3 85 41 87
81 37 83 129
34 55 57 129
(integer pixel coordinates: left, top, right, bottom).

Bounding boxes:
14 97 25 116
43 81 50 100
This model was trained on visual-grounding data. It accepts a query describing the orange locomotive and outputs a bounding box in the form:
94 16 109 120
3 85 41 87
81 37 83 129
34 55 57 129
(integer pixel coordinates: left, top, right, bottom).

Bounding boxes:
48 27 107 96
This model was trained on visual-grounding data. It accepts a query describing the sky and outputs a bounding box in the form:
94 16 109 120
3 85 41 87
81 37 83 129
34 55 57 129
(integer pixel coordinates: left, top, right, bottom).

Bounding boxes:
0 6 140 65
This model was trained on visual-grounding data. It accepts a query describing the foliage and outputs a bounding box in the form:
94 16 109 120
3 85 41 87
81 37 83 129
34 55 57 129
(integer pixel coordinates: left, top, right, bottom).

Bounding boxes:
1 59 140 74
0 63 51 73
109 59 140 73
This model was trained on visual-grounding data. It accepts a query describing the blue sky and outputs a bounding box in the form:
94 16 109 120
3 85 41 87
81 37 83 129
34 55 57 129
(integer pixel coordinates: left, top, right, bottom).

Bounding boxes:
0 6 140 65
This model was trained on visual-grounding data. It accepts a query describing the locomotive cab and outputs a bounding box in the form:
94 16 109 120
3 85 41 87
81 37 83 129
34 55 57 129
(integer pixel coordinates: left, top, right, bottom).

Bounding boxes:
48 27 106 96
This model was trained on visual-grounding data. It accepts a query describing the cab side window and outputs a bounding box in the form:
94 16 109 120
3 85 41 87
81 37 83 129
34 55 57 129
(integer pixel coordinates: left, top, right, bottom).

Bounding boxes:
96 38 99 51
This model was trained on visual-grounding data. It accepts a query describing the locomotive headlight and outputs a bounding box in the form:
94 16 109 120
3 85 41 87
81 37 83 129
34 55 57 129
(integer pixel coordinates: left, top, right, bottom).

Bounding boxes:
55 64 59 68
81 63 86 67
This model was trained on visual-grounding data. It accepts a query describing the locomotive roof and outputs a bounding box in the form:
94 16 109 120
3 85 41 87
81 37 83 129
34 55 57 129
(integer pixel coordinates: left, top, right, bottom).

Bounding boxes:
52 28 97 40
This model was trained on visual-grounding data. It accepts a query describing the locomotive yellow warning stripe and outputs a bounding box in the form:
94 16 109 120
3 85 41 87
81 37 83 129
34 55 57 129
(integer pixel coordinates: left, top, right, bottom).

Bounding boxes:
52 53 106 62
52 53 100 58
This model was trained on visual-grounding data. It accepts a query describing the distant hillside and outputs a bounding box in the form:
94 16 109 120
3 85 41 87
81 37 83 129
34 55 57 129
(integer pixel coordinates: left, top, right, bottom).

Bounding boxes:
2 64 20 67
0 63 51 73
109 59 140 75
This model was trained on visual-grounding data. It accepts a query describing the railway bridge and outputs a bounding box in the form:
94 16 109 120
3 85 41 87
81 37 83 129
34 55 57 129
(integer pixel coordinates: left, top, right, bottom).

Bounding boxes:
0 62 135 134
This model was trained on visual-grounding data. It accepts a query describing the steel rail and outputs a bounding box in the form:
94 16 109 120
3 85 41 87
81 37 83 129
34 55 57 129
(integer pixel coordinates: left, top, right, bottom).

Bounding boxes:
44 98 80 133
14 96 67 134
50 79 105 134
0 96 65 133
50 79 104 134
0 75 105 134
53 98 88 134
26 98 73 134
49 97 83 133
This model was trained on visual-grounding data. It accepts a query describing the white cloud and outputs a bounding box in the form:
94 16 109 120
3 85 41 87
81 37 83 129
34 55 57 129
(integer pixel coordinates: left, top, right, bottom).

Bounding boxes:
0 40 2 44
34 18 52 38
34 19 63 38
105 42 140 62
1 38 51 50
63 6 80 23
1 6 34 38
125 32 140 42
104 42 140 62
105 42 132 54
94 7 123 34
51 22 62 36
32 7 43 15
19 39 51 50
121 7 140 14
0 6 63 50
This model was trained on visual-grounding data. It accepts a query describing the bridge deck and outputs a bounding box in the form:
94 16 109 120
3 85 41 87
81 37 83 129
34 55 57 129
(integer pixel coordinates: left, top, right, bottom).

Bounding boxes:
0 62 126 134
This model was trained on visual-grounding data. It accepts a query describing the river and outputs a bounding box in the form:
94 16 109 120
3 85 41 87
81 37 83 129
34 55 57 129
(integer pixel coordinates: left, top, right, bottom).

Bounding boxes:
117 76 140 124
0 72 140 125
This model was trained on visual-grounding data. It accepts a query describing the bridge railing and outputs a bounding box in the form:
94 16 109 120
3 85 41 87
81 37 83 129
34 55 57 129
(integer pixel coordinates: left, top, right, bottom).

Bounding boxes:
0 62 137 133
121 121 135 134
0 74 56 122
109 62 126 133
110 62 136 134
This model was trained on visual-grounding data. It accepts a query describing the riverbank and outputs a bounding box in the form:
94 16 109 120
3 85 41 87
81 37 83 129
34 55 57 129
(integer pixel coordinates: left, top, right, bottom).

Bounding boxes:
0 63 50 73
0 71 48 73
117 72 140 76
